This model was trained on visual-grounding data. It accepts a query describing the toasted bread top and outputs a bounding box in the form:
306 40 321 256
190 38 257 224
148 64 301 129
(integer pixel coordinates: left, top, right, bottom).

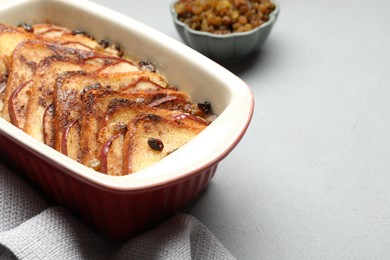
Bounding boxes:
0 22 216 176
23 56 102 142
123 113 206 174
1 39 118 122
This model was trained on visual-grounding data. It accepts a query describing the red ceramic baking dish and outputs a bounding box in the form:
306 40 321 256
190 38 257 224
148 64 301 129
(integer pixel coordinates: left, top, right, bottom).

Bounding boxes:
0 0 254 240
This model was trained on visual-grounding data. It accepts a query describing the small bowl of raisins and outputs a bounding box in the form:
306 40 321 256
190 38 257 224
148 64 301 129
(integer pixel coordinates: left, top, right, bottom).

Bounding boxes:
171 0 279 60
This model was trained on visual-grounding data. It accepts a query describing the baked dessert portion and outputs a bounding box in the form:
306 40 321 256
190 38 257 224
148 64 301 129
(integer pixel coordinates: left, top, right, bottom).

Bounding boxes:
0 22 215 175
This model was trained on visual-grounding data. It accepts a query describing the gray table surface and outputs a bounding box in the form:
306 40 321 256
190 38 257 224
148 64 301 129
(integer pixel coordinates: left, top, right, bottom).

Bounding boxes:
92 1 390 259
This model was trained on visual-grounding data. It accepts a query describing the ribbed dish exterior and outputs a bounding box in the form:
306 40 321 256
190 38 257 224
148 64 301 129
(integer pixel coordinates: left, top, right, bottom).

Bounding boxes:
0 132 217 240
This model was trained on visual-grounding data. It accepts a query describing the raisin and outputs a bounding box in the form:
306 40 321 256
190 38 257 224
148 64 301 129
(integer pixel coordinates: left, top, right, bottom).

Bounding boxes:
148 138 164 151
197 101 211 114
18 23 34 33
89 158 101 171
81 83 101 94
139 60 157 72
73 29 94 39
146 114 161 122
175 0 275 34
113 122 128 135
72 29 86 36
99 39 110 48
112 43 123 57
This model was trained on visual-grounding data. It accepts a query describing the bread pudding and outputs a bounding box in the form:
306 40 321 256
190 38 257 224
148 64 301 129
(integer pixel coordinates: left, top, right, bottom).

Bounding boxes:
0 23 215 176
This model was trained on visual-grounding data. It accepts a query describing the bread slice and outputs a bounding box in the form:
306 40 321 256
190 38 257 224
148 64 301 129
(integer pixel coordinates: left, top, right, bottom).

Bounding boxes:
23 57 98 145
0 24 36 112
122 113 206 175
95 101 159 175
53 69 168 160
32 23 100 50
31 23 122 56
81 97 182 174
77 70 189 167
1 39 136 126
1 39 89 122
22 42 139 143
78 85 197 166
0 21 128 120
1 40 55 123
0 23 93 91
74 70 207 173
95 100 206 175
0 23 36 74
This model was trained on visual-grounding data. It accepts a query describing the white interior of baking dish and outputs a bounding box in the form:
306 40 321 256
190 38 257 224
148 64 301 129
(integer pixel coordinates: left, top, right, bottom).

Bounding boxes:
0 0 254 190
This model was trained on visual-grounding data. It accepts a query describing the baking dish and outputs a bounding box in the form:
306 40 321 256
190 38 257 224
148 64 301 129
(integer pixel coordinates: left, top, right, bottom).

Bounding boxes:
0 0 254 240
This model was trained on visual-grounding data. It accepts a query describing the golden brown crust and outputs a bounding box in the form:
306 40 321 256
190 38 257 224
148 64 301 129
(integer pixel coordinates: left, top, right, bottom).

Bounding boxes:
123 114 205 175
24 57 97 144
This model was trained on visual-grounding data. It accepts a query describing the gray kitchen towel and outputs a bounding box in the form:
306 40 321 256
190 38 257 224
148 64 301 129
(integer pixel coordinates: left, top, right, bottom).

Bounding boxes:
0 161 235 260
